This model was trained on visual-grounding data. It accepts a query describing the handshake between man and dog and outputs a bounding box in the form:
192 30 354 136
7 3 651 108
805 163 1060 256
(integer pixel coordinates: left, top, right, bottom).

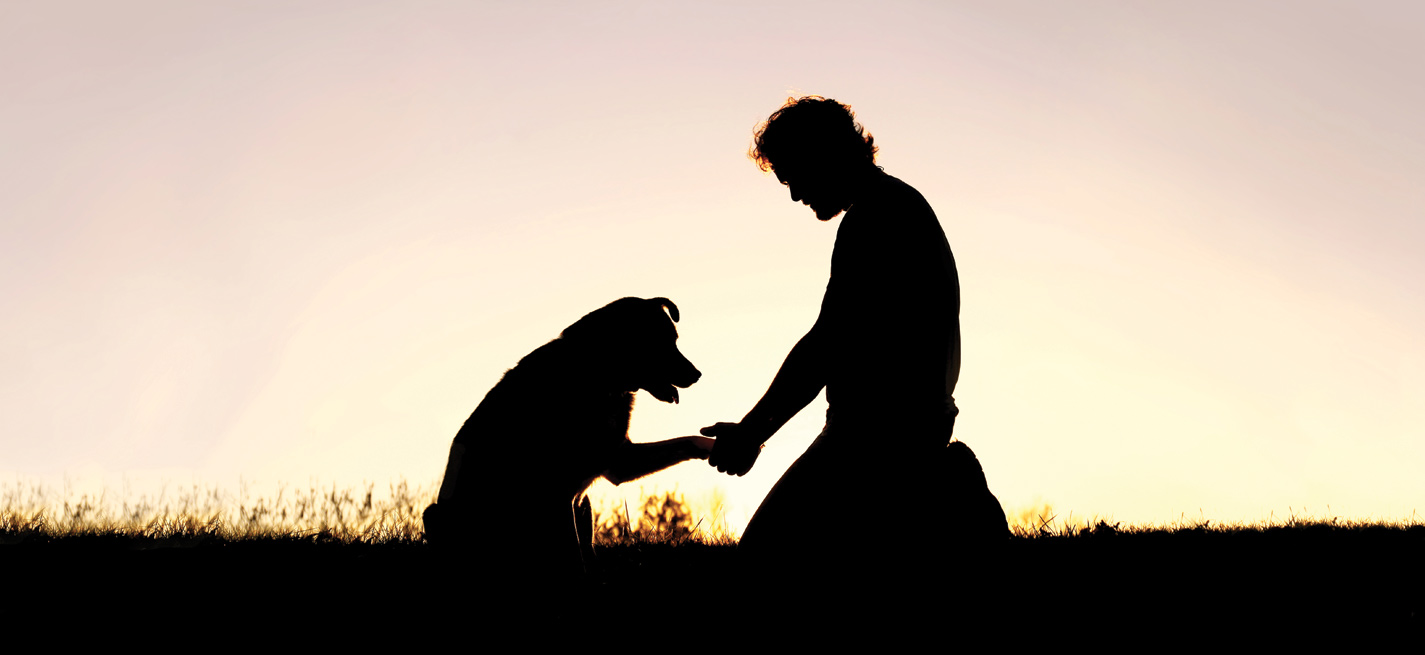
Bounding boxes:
423 297 713 575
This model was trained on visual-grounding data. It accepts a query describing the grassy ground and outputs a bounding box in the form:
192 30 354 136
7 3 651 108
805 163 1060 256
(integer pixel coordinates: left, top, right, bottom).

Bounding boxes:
3 487 1420 640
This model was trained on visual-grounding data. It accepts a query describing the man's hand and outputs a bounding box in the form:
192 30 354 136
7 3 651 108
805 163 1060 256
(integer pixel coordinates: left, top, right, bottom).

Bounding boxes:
702 422 764 476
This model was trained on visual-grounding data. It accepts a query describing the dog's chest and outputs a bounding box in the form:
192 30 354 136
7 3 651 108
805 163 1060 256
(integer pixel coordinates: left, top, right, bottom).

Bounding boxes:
564 390 632 450
551 391 632 495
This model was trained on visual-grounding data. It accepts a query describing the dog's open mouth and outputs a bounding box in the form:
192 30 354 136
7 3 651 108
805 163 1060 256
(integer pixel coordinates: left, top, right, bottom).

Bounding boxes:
645 384 680 404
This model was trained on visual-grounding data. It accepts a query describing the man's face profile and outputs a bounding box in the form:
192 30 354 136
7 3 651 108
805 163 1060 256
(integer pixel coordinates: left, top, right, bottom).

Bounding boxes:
751 96 879 221
773 157 849 222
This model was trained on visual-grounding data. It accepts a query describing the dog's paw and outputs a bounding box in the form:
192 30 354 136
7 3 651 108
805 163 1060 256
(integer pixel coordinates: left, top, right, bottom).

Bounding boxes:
688 435 716 458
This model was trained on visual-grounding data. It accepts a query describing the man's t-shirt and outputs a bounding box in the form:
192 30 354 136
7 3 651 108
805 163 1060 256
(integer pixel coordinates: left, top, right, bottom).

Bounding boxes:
819 173 960 439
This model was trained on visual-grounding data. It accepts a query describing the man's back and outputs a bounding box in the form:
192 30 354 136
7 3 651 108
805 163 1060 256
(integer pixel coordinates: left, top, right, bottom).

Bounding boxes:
821 173 960 437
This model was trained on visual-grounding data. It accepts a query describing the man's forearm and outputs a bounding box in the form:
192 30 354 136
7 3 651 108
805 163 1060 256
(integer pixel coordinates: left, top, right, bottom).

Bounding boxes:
739 327 828 443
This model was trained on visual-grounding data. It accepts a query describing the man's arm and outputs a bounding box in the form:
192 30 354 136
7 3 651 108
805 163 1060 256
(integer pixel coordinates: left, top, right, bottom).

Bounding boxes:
705 319 829 476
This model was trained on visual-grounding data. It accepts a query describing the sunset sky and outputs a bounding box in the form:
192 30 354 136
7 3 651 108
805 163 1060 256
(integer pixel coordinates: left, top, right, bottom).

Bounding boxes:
3 1 1422 533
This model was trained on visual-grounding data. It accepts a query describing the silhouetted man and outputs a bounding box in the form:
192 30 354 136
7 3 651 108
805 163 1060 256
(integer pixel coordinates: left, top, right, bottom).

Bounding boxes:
704 97 999 574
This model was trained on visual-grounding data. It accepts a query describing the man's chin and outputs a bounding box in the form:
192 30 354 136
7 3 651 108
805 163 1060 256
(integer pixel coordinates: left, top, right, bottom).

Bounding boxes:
812 205 844 221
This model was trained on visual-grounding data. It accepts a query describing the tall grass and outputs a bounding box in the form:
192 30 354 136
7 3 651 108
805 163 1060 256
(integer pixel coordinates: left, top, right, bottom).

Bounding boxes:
4 479 1416 545
0 480 736 545
0 479 433 543
591 489 737 546
1005 499 1424 538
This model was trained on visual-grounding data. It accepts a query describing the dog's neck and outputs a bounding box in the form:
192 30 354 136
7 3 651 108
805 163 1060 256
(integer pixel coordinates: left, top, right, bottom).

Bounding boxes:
542 339 641 396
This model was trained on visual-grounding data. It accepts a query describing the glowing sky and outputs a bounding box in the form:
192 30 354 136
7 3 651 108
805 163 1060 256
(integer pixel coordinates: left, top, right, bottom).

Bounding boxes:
3 1 1422 532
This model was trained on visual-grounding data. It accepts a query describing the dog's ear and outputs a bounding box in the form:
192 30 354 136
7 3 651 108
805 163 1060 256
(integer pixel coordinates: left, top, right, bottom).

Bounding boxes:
649 297 679 323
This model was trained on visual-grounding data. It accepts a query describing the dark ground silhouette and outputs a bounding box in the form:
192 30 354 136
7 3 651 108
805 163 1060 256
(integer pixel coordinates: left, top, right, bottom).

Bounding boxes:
4 524 1420 640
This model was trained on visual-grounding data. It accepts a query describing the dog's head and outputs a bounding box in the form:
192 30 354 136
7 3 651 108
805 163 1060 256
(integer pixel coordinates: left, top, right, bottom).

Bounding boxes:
560 297 701 403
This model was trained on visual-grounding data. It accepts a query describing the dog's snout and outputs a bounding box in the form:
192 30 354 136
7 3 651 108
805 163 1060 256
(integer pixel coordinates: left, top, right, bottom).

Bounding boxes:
673 353 701 388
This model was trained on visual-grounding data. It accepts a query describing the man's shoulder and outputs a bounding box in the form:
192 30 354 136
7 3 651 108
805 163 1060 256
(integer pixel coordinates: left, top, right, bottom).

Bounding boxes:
843 174 939 238
857 173 934 215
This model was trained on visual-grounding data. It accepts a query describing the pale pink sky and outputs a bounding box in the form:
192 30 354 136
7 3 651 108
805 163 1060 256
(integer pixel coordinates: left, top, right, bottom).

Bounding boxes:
3 1 1422 530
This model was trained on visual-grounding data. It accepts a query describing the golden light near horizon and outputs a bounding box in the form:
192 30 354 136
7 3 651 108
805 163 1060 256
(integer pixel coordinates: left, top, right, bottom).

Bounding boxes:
2 2 1423 536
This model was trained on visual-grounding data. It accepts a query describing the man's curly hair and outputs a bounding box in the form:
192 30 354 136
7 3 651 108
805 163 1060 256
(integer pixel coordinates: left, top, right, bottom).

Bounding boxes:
749 96 879 173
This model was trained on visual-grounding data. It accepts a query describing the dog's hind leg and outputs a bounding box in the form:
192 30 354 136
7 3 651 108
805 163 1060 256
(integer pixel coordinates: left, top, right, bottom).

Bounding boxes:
574 494 595 572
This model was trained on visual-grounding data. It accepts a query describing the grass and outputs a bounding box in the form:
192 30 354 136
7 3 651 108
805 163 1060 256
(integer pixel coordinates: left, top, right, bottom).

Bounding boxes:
1006 499 1425 537
2 481 1420 636
1 479 433 543
4 477 1420 547
0 479 733 546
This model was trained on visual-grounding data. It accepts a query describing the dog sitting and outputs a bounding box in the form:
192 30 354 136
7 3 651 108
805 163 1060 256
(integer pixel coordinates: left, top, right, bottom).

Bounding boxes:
422 297 712 574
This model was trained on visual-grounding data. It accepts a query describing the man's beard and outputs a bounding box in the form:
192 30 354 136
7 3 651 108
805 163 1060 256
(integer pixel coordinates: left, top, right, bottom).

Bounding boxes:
811 202 845 221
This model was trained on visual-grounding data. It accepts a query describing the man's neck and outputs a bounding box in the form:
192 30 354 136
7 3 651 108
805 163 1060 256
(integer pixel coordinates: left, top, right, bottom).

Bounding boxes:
842 168 886 209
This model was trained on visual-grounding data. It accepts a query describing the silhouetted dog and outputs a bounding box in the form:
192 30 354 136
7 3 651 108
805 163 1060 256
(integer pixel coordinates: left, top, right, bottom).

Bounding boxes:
422 297 709 575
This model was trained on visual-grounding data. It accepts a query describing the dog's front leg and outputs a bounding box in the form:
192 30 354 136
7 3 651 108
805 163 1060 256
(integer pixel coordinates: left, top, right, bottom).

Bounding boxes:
604 436 715 485
574 494 595 570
